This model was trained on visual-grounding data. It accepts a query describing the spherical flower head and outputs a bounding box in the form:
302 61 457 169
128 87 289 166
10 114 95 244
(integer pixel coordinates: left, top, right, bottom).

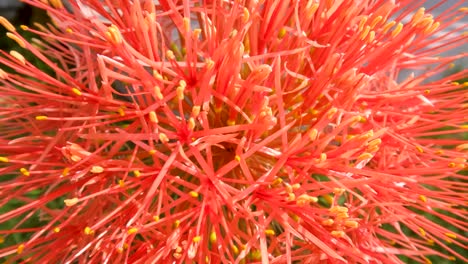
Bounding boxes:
0 0 467 263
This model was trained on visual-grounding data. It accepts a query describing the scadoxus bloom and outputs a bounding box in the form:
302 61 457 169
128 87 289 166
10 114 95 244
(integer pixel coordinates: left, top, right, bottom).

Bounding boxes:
0 0 467 263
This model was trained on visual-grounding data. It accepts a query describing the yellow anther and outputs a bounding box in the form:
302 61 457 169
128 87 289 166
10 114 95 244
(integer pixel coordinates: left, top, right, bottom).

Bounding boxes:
208 231 217 243
62 167 70 176
20 25 28 30
358 16 368 31
6 33 25 48
415 146 424 153
419 195 427 203
327 107 338 119
323 194 333 205
322 219 334 226
360 25 371 40
106 24 122 44
49 0 64 8
158 133 169 143
448 256 456 261
66 27 73 33
119 179 125 187
455 143 468 151
382 21 396 34
367 30 375 43
20 168 30 176
368 138 382 148
357 152 373 161
424 89 430 94
10 50 26 65
153 86 164 100
191 106 201 117
231 245 239 255
445 233 457 239
53 227 60 233
308 128 318 141
187 117 196 131
419 227 426 237
117 106 125 117
152 70 163 79
290 214 300 222
423 256 432 264
0 68 8 79
309 108 319 116
127 227 138 235
242 7 250 23
227 119 236 126
133 170 141 177
330 206 348 214
292 183 301 190
272 178 283 186
333 188 345 195
391 22 403 37
331 230 345 238
336 212 349 219
35 115 48 121
189 191 199 198
193 28 201 39
426 239 434 246
296 194 318 206
235 155 241 162
370 16 383 28
350 115 362 126
68 88 82 96
176 85 185 100
344 220 359 228
319 153 327 162
205 58 214 70
460 7 468 12
64 198 79 207
173 220 180 228
178 80 186 88
90 166 104 173
306 2 319 19
418 16 433 29
0 156 9 162
411 8 425 25
265 229 275 236
193 236 201 243
153 215 160 222
84 226 94 235
0 16 15 31
424 21 439 34
182 17 190 32
278 27 287 39
250 249 261 260
287 192 296 201
173 252 182 259
448 162 456 168
148 149 156 155
149 111 158 123
389 240 396 245
17 244 24 254
166 50 175 60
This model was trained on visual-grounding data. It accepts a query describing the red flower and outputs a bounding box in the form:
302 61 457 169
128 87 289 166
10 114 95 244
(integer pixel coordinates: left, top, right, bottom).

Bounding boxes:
0 0 467 263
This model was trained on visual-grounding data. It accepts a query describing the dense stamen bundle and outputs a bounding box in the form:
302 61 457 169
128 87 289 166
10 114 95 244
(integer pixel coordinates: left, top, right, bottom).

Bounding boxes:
0 0 466 263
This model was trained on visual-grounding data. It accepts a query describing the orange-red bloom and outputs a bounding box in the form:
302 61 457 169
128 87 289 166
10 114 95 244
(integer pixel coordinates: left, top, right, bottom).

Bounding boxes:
0 0 467 263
